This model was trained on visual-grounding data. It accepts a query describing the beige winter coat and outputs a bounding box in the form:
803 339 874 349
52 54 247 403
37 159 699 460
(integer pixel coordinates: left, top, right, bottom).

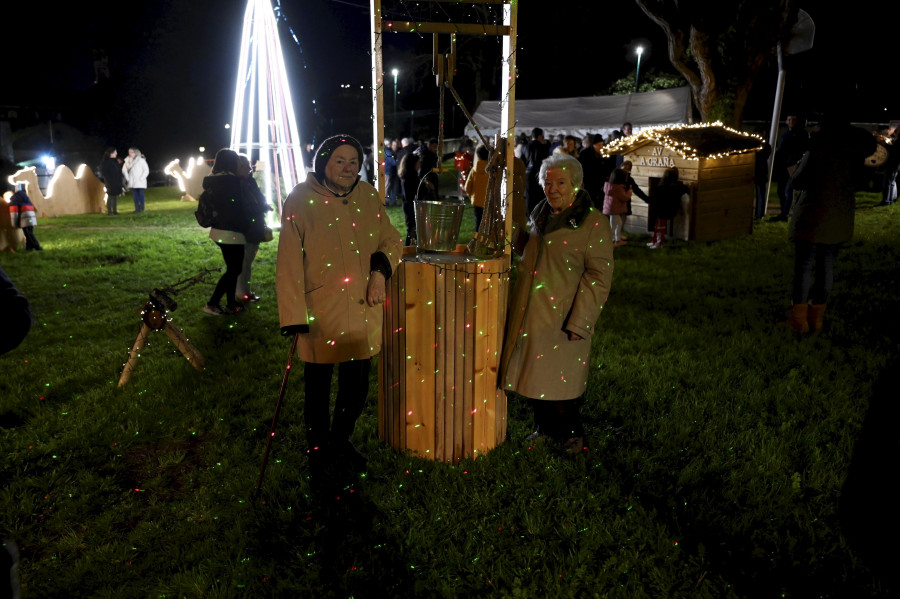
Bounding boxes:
500 192 614 400
276 176 402 363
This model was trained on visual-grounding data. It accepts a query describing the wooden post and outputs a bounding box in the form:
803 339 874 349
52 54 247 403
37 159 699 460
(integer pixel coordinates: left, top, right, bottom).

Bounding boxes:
370 0 386 202
118 323 151 387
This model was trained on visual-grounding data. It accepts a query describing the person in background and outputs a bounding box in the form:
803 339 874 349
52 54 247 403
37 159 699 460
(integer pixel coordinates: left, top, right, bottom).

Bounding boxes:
415 138 441 196
646 167 689 249
783 111 876 333
122 147 149 213
501 153 614 454
772 114 808 221
552 135 580 159
464 143 491 233
548 133 565 155
99 147 124 215
235 154 271 303
578 133 613 208
614 123 633 168
521 127 551 214
602 168 632 247
754 134 773 220
200 148 253 315
7 185 42 251
621 160 649 238
384 138 400 206
276 134 402 473
877 122 900 206
398 150 422 245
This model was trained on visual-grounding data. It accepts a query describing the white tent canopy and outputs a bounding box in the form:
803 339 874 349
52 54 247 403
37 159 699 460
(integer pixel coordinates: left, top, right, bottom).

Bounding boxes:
464 86 693 140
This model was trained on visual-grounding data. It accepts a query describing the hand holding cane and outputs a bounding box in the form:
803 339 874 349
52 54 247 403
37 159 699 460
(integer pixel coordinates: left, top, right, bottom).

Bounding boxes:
253 333 300 499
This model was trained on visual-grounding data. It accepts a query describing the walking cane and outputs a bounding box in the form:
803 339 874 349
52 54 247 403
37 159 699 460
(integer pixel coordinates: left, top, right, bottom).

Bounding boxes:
253 333 300 499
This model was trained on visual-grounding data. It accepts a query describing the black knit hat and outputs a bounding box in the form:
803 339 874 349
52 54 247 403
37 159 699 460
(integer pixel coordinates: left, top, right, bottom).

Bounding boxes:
313 134 365 183
212 148 239 174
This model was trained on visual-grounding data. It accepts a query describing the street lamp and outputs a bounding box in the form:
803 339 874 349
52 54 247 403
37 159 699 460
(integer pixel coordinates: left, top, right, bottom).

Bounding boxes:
634 46 644 92
391 68 399 118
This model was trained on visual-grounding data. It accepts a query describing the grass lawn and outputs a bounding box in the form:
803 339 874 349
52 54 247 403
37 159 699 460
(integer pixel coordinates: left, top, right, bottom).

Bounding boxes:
1 186 899 598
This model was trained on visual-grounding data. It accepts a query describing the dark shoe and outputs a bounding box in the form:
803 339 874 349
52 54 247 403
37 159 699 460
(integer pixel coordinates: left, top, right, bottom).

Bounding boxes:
334 440 368 472
242 293 261 302
202 303 228 316
226 302 245 314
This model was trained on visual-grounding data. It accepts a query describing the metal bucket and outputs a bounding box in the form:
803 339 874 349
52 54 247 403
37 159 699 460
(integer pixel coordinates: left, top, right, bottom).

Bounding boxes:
414 200 465 252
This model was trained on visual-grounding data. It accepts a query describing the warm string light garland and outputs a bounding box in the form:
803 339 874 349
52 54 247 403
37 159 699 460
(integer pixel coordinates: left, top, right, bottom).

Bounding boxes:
603 121 766 161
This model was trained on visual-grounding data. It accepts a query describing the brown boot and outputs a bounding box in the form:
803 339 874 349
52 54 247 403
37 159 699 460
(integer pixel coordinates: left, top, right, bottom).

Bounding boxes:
808 304 826 332
783 303 810 333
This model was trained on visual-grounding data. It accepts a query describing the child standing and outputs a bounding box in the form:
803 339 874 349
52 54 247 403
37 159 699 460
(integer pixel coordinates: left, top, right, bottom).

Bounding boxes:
602 168 632 247
646 167 689 249
8 185 42 251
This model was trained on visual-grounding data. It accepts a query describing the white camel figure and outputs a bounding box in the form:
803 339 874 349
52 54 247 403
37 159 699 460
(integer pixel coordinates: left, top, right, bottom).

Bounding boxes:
164 157 211 202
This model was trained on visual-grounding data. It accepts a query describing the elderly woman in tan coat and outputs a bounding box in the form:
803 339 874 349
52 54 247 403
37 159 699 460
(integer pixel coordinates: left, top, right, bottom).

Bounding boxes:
277 134 402 473
501 153 614 454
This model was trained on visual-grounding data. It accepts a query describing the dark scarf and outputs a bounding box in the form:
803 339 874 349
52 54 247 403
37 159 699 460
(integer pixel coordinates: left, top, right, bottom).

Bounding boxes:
528 189 595 236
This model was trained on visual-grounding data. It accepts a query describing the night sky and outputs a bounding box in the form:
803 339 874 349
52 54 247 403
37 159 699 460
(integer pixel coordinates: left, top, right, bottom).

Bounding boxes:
2 0 897 171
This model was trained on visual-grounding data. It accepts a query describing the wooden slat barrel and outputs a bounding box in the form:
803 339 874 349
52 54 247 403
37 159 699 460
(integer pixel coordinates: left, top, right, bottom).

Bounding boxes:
379 246 509 463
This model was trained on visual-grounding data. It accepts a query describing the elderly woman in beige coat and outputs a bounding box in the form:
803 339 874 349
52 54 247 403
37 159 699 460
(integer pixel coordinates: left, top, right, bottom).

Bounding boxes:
277 134 402 473
501 153 614 454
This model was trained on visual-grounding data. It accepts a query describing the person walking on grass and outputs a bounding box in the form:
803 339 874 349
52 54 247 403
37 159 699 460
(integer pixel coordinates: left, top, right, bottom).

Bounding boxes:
501 153 614 455
8 185 42 251
235 154 271 303
200 148 255 316
782 110 876 333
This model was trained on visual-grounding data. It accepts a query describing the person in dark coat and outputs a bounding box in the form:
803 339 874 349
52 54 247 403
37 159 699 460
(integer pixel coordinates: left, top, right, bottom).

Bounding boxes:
521 127 551 214
772 114 808 221
646 167 689 249
398 151 421 245
99 147 124 215
200 148 255 315
578 133 614 208
783 112 876 333
416 139 440 196
754 137 773 220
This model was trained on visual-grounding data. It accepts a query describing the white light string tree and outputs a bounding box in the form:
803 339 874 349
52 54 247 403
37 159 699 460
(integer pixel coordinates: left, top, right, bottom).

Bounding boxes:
230 0 307 224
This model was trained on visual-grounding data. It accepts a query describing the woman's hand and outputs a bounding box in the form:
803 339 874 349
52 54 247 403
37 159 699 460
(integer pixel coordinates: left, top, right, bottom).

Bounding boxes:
567 331 584 341
366 271 386 306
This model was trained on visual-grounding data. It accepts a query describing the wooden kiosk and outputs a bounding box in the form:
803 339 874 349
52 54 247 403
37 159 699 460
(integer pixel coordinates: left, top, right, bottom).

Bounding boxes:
607 123 765 242
369 0 518 463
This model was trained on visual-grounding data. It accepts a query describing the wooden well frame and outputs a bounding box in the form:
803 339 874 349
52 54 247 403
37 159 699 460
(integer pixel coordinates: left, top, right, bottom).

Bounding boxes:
369 0 518 462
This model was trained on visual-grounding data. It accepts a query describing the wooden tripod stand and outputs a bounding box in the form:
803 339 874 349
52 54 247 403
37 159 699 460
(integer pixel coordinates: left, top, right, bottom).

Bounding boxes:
118 292 206 388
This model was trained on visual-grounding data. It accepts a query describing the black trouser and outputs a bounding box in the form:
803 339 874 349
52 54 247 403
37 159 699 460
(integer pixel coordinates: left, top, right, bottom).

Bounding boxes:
107 194 119 215
209 242 244 307
303 359 372 449
402 200 417 245
22 227 41 251
532 397 584 441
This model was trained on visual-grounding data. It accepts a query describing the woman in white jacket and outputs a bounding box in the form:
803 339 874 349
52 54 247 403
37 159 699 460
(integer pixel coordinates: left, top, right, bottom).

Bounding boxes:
122 147 149 212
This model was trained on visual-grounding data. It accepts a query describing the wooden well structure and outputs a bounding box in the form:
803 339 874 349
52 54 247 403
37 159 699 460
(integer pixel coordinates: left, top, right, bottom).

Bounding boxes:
609 123 765 242
369 0 518 462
